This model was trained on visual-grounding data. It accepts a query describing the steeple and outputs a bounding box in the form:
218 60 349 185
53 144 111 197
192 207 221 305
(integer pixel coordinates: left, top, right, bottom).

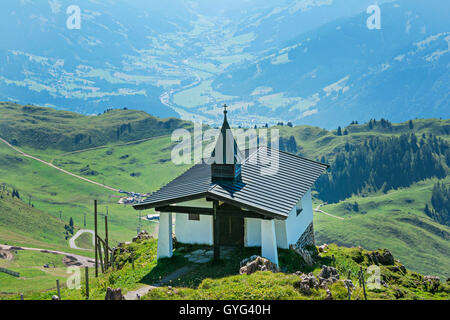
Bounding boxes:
211 105 242 183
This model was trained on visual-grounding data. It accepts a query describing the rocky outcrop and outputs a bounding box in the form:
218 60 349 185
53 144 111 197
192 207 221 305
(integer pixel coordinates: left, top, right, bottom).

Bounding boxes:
422 276 441 293
239 256 279 275
105 287 125 300
319 265 339 280
293 273 320 295
366 249 395 265
292 266 343 295
132 230 152 242
318 265 340 288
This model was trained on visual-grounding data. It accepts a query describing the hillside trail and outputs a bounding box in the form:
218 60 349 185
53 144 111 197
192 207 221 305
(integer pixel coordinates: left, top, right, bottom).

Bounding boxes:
69 229 95 250
314 204 345 220
0 244 94 267
0 136 119 192
123 265 195 300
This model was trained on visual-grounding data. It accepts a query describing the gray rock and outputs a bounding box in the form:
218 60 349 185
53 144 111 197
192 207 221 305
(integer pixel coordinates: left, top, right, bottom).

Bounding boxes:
239 256 279 275
423 276 441 293
319 265 340 280
105 287 124 300
325 289 333 300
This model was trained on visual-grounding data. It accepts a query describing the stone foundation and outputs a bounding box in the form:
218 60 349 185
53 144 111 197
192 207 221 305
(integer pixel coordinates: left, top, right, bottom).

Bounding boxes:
295 222 315 250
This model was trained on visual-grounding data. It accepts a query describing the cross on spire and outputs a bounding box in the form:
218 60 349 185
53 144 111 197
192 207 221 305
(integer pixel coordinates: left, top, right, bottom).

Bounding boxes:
223 104 228 115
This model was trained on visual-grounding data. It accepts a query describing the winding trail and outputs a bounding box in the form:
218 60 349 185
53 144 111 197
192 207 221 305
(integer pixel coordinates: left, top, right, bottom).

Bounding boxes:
0 244 95 267
0 136 119 192
314 204 345 220
69 229 95 250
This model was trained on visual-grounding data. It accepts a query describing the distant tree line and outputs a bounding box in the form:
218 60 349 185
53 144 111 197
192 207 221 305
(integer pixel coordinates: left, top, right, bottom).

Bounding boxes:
424 182 449 226
279 136 298 154
315 133 448 203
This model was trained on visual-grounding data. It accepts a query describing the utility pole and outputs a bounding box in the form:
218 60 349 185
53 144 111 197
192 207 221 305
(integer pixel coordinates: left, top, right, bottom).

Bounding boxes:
84 212 86 228
28 195 32 207
94 200 98 278
59 210 62 220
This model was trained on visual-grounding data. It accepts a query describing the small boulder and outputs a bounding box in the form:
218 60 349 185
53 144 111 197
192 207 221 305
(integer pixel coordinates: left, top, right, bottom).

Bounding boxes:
294 280 312 295
367 249 395 266
318 244 328 253
319 265 339 280
293 273 320 295
422 276 441 293
51 295 60 300
105 287 125 300
132 230 152 242
325 289 333 300
239 256 279 275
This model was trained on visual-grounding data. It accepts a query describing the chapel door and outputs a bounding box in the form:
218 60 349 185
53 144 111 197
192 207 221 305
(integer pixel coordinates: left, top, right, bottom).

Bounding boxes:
218 215 244 246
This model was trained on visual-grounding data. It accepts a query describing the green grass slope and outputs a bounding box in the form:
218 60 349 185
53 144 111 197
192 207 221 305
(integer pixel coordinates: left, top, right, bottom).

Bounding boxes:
0 102 191 151
0 250 82 295
8 239 448 300
314 178 450 279
0 187 67 249
0 103 448 285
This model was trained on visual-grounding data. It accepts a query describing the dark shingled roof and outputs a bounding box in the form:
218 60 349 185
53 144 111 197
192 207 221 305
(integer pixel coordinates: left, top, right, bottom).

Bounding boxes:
133 146 329 219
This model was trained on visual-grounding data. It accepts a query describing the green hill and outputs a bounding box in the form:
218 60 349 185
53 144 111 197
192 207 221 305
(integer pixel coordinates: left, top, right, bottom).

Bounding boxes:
0 185 67 251
314 178 450 279
8 238 448 300
0 102 191 151
0 103 448 282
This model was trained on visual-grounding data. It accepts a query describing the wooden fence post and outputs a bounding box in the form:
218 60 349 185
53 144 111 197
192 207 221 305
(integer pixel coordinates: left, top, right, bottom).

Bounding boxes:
331 254 336 267
345 282 351 300
85 267 89 300
360 266 367 300
131 253 135 270
97 237 104 273
105 215 109 268
56 279 61 300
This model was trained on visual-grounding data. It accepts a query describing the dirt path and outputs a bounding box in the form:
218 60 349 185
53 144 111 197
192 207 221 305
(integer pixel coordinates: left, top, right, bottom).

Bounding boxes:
0 136 119 192
124 265 195 300
0 244 95 267
314 204 345 220
69 229 95 250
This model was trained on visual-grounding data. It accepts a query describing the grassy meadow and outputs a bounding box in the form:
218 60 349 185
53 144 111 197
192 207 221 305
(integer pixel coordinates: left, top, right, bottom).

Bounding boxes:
314 177 450 279
0 104 448 296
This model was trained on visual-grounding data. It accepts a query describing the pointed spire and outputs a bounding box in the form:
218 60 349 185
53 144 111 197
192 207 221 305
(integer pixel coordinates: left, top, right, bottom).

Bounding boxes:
210 105 243 183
